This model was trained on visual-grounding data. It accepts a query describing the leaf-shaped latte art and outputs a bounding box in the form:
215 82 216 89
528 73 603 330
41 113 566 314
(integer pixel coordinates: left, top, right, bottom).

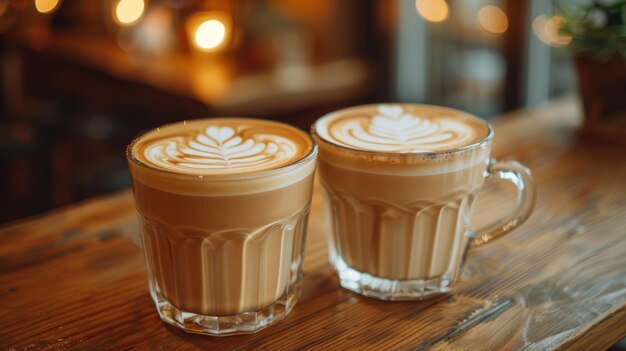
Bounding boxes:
321 105 480 152
144 126 299 173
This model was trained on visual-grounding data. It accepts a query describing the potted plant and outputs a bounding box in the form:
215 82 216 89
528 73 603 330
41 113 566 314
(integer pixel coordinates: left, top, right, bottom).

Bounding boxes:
558 0 626 145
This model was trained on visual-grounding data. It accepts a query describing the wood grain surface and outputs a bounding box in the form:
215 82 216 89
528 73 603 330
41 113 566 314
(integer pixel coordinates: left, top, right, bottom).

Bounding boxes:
1 97 626 350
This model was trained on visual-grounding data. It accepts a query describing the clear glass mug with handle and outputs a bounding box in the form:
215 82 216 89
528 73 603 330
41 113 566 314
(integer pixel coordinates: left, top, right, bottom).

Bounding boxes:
312 104 536 300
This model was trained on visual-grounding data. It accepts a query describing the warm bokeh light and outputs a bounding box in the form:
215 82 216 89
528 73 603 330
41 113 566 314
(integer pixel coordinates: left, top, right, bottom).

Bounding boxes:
186 13 231 53
478 5 508 35
546 15 572 46
113 0 145 26
415 0 449 23
533 15 572 47
35 0 60 14
195 19 226 50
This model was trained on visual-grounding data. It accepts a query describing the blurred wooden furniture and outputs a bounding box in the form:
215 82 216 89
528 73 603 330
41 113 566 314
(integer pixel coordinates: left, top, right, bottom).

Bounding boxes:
1 97 625 350
0 23 373 221
5 27 372 128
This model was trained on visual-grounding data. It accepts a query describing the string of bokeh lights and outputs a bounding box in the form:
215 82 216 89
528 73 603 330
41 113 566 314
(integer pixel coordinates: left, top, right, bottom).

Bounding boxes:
34 0 229 53
415 0 571 47
32 0 571 53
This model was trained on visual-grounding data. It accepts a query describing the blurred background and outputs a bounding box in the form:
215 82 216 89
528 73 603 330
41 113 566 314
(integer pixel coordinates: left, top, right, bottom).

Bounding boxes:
0 0 580 223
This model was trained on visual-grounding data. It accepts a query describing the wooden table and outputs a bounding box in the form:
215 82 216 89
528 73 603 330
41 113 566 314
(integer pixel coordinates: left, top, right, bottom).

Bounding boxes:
2 97 625 350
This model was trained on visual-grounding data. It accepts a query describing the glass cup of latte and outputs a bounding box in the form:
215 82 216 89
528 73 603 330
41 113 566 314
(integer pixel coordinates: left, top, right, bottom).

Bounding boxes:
127 118 317 335
312 104 536 300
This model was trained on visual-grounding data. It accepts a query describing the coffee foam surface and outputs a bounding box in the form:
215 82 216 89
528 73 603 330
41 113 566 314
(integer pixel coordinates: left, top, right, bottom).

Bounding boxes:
128 118 316 196
132 118 313 175
314 104 490 153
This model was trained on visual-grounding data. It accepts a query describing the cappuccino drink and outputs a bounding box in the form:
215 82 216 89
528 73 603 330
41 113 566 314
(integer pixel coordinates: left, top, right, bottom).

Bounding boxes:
314 104 535 300
127 118 317 335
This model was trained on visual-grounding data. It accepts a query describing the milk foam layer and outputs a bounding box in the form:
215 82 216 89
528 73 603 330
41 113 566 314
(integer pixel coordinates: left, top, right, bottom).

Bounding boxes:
315 104 490 153
132 118 313 175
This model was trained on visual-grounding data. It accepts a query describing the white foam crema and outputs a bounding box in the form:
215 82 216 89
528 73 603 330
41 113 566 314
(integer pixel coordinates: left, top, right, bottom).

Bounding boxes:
313 104 492 175
135 119 312 175
128 118 316 195
315 104 489 153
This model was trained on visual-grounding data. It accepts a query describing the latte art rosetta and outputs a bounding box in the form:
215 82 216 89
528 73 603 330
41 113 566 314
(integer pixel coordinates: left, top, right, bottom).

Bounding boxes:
317 105 483 153
135 120 311 174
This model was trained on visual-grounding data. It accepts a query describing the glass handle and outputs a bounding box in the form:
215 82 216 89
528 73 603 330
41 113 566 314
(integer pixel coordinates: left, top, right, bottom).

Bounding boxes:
472 158 537 246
